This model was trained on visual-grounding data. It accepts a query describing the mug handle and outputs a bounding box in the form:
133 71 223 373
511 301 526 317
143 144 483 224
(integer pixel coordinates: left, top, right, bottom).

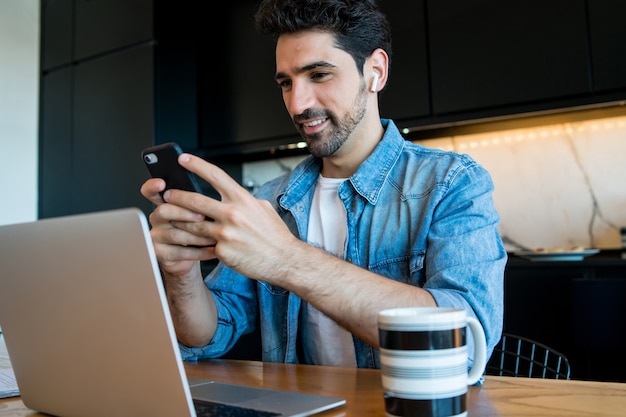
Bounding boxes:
466 317 487 385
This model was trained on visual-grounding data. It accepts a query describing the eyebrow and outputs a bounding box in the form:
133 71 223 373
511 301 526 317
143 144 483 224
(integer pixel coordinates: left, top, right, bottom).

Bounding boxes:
275 61 338 81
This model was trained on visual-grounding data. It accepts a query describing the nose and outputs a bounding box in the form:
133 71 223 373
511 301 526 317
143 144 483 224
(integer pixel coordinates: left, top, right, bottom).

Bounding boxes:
285 80 315 116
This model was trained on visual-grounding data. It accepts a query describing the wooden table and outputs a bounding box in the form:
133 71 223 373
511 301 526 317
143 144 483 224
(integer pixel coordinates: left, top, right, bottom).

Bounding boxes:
1 359 626 416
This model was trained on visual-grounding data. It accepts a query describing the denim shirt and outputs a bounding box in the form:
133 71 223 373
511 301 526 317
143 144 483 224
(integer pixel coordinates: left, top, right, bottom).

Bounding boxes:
179 119 506 368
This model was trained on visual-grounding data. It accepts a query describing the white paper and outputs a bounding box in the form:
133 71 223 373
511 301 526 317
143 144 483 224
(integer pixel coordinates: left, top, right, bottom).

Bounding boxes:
0 333 19 398
0 367 19 398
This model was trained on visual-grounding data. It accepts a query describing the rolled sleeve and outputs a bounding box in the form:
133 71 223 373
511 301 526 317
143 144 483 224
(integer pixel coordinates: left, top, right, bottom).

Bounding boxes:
424 161 506 359
178 264 258 361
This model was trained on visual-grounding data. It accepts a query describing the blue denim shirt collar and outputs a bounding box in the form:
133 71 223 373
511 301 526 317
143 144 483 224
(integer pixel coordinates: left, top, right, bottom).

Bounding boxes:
279 119 402 208
349 119 403 205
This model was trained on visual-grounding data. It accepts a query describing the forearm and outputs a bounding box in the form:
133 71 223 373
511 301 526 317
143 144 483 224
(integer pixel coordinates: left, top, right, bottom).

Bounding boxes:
273 240 437 348
162 262 218 347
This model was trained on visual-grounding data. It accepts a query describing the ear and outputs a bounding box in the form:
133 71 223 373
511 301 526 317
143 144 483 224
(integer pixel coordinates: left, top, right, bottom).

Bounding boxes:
370 71 380 92
367 48 389 93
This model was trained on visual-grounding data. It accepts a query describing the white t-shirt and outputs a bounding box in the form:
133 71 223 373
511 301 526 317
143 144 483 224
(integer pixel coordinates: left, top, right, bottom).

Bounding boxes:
300 175 357 367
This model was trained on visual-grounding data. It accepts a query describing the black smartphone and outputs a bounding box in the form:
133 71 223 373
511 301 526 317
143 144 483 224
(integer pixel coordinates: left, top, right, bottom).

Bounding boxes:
142 142 202 194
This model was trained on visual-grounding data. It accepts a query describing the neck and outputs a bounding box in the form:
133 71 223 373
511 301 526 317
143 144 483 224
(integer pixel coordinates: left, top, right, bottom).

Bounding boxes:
320 115 384 178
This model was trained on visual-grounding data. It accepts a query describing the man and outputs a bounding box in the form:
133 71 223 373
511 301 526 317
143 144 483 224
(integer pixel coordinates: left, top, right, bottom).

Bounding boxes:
141 0 506 368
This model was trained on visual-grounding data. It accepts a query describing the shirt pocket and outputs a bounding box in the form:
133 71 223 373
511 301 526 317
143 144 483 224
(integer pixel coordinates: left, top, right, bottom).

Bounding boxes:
258 281 289 296
257 281 290 360
368 252 425 286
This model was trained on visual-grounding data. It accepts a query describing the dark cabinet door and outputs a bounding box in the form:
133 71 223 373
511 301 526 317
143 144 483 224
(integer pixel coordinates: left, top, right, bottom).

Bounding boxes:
39 67 73 218
378 0 430 126
72 46 155 215
74 0 153 60
427 0 590 116
230 2 295 144
230 2 296 147
588 0 626 93
199 1 297 154
41 0 73 70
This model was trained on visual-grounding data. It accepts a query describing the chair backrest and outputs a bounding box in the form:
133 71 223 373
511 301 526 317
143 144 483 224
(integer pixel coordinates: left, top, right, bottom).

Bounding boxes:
485 333 571 380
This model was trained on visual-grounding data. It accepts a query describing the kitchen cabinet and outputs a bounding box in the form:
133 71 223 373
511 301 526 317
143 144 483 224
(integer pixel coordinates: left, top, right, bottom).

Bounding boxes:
427 0 590 117
71 46 155 215
403 0 626 132
198 1 297 155
41 0 72 71
74 0 153 61
40 45 155 218
504 251 626 382
587 0 626 92
39 0 239 219
41 0 153 69
40 0 155 218
39 67 73 218
377 0 430 123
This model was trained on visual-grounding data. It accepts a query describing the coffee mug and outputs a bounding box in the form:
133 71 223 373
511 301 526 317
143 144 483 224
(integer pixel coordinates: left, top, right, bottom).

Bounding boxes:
378 307 487 417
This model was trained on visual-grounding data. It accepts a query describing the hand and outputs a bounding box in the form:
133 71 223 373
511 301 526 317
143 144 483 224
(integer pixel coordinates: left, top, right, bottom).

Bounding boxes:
166 153 300 281
140 176 215 278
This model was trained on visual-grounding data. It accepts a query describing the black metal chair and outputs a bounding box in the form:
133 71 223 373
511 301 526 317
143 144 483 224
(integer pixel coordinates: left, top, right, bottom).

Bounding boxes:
485 333 571 380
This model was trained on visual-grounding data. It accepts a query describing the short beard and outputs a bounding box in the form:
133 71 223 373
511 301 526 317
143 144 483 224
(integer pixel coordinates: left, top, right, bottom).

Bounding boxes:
295 81 368 158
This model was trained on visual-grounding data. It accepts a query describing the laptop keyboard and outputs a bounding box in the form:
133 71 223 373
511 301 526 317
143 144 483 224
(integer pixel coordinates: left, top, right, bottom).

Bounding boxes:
193 399 281 417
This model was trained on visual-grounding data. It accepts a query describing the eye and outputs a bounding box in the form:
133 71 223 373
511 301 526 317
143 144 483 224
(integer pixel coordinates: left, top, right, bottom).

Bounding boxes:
277 79 292 90
311 71 330 81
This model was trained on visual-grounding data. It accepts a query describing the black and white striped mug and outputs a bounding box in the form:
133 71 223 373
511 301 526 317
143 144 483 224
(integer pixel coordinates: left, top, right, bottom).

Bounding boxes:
378 307 487 417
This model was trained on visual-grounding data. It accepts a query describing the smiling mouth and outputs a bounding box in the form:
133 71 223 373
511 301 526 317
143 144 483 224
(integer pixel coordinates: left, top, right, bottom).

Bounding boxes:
302 118 327 128
299 118 329 135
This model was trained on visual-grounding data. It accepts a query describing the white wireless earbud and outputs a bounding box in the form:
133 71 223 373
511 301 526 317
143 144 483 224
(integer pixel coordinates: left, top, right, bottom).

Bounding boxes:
370 72 379 93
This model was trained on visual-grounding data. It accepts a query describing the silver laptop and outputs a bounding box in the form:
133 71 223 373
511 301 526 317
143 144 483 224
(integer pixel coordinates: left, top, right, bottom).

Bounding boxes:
0 208 345 417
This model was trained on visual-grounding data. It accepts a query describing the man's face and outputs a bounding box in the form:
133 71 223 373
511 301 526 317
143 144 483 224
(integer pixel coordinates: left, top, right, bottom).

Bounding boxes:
275 31 368 158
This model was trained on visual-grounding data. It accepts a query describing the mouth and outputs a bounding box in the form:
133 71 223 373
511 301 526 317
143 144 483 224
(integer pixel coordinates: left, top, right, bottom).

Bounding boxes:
299 117 328 135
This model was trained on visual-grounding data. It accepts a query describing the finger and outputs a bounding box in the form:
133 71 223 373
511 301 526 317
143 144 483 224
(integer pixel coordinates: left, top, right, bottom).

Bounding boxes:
152 200 206 225
150 208 216 250
141 178 167 205
162 188 218 222
168 220 217 247
177 153 249 201
153 238 217 266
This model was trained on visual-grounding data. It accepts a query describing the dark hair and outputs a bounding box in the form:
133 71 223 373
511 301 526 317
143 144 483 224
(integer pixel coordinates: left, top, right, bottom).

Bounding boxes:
254 0 392 76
